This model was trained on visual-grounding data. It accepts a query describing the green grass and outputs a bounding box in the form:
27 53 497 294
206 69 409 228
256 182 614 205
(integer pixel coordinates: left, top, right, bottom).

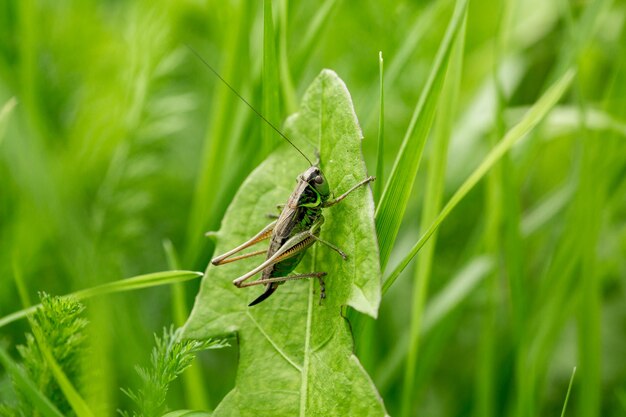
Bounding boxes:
1 0 626 416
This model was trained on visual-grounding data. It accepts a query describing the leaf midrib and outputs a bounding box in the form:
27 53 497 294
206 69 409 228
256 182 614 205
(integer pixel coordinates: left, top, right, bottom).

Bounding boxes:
300 278 315 417
299 73 327 417
246 311 302 372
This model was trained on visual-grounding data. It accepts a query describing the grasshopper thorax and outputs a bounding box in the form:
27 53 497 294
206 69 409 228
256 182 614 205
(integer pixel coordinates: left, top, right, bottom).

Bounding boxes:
301 166 331 201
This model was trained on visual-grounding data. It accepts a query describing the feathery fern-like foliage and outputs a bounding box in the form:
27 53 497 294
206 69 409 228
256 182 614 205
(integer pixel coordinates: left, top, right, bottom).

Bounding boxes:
119 327 227 417
13 294 87 416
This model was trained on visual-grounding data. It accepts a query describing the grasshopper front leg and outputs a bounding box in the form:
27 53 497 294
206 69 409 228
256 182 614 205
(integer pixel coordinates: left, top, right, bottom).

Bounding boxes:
322 176 375 207
311 235 347 259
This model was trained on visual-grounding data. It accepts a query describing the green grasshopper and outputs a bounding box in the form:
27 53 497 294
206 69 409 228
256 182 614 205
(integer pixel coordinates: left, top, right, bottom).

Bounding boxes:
189 47 374 306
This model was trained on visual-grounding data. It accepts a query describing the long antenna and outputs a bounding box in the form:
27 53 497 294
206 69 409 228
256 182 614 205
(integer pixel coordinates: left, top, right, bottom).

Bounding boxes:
186 44 312 165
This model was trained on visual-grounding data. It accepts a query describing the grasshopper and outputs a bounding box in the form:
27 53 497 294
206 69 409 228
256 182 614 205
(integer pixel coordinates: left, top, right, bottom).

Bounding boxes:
189 46 374 306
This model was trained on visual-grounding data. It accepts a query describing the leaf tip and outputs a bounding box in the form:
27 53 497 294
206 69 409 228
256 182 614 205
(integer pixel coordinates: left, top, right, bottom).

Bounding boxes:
347 284 381 319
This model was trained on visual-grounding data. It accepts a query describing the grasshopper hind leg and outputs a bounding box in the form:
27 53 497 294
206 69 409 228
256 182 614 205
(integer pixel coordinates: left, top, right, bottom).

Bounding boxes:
245 272 327 306
211 220 276 265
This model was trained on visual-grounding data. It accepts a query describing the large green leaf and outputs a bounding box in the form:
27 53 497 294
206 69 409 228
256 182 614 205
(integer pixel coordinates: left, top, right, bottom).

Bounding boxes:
183 70 385 416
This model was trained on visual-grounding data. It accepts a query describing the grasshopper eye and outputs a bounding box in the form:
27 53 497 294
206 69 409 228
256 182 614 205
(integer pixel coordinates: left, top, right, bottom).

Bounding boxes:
314 175 324 184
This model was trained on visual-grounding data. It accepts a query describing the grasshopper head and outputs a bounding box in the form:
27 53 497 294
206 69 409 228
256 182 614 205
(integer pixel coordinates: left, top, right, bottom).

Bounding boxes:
303 166 330 201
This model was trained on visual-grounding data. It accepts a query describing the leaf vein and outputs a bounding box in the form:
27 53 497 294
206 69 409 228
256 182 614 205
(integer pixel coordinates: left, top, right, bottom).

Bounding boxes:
246 311 302 372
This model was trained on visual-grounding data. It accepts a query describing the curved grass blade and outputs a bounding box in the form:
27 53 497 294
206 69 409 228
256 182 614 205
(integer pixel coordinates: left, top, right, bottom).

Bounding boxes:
360 0 453 130
560 367 577 417
400 12 466 416
375 0 468 270
0 97 17 145
375 256 493 391
263 0 281 154
163 411 212 417
374 51 384 202
0 270 202 328
278 0 297 113
292 0 339 79
184 5 253 266
383 68 576 293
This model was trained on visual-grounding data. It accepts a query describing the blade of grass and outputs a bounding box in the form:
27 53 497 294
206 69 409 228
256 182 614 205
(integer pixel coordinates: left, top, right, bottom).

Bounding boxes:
73 270 202 299
0 270 202 328
375 0 469 270
422 256 493 331
278 0 297 113
475 105 501 417
162 411 212 417
0 97 17 145
383 68 575 293
475 2 515 414
374 51 384 202
519 3 607 415
361 0 453 130
263 0 281 154
514 0 609 186
12 256 32 308
563 4 607 417
383 0 452 91
164 241 189 327
352 51 387 367
516 105 626 138
18 0 47 140
560 367 577 417
446 56 526 186
292 0 339 79
617 390 626 412
520 182 574 236
375 256 493 391
525 61 623 416
548 0 610 87
502 146 529 417
30 323 95 417
400 11 466 417
184 5 252 266
0 345 65 417
574 101 603 417
527 227 582 367
512 3 608 415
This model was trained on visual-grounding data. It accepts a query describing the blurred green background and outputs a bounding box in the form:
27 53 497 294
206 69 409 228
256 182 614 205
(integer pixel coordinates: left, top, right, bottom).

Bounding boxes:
1 0 625 416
